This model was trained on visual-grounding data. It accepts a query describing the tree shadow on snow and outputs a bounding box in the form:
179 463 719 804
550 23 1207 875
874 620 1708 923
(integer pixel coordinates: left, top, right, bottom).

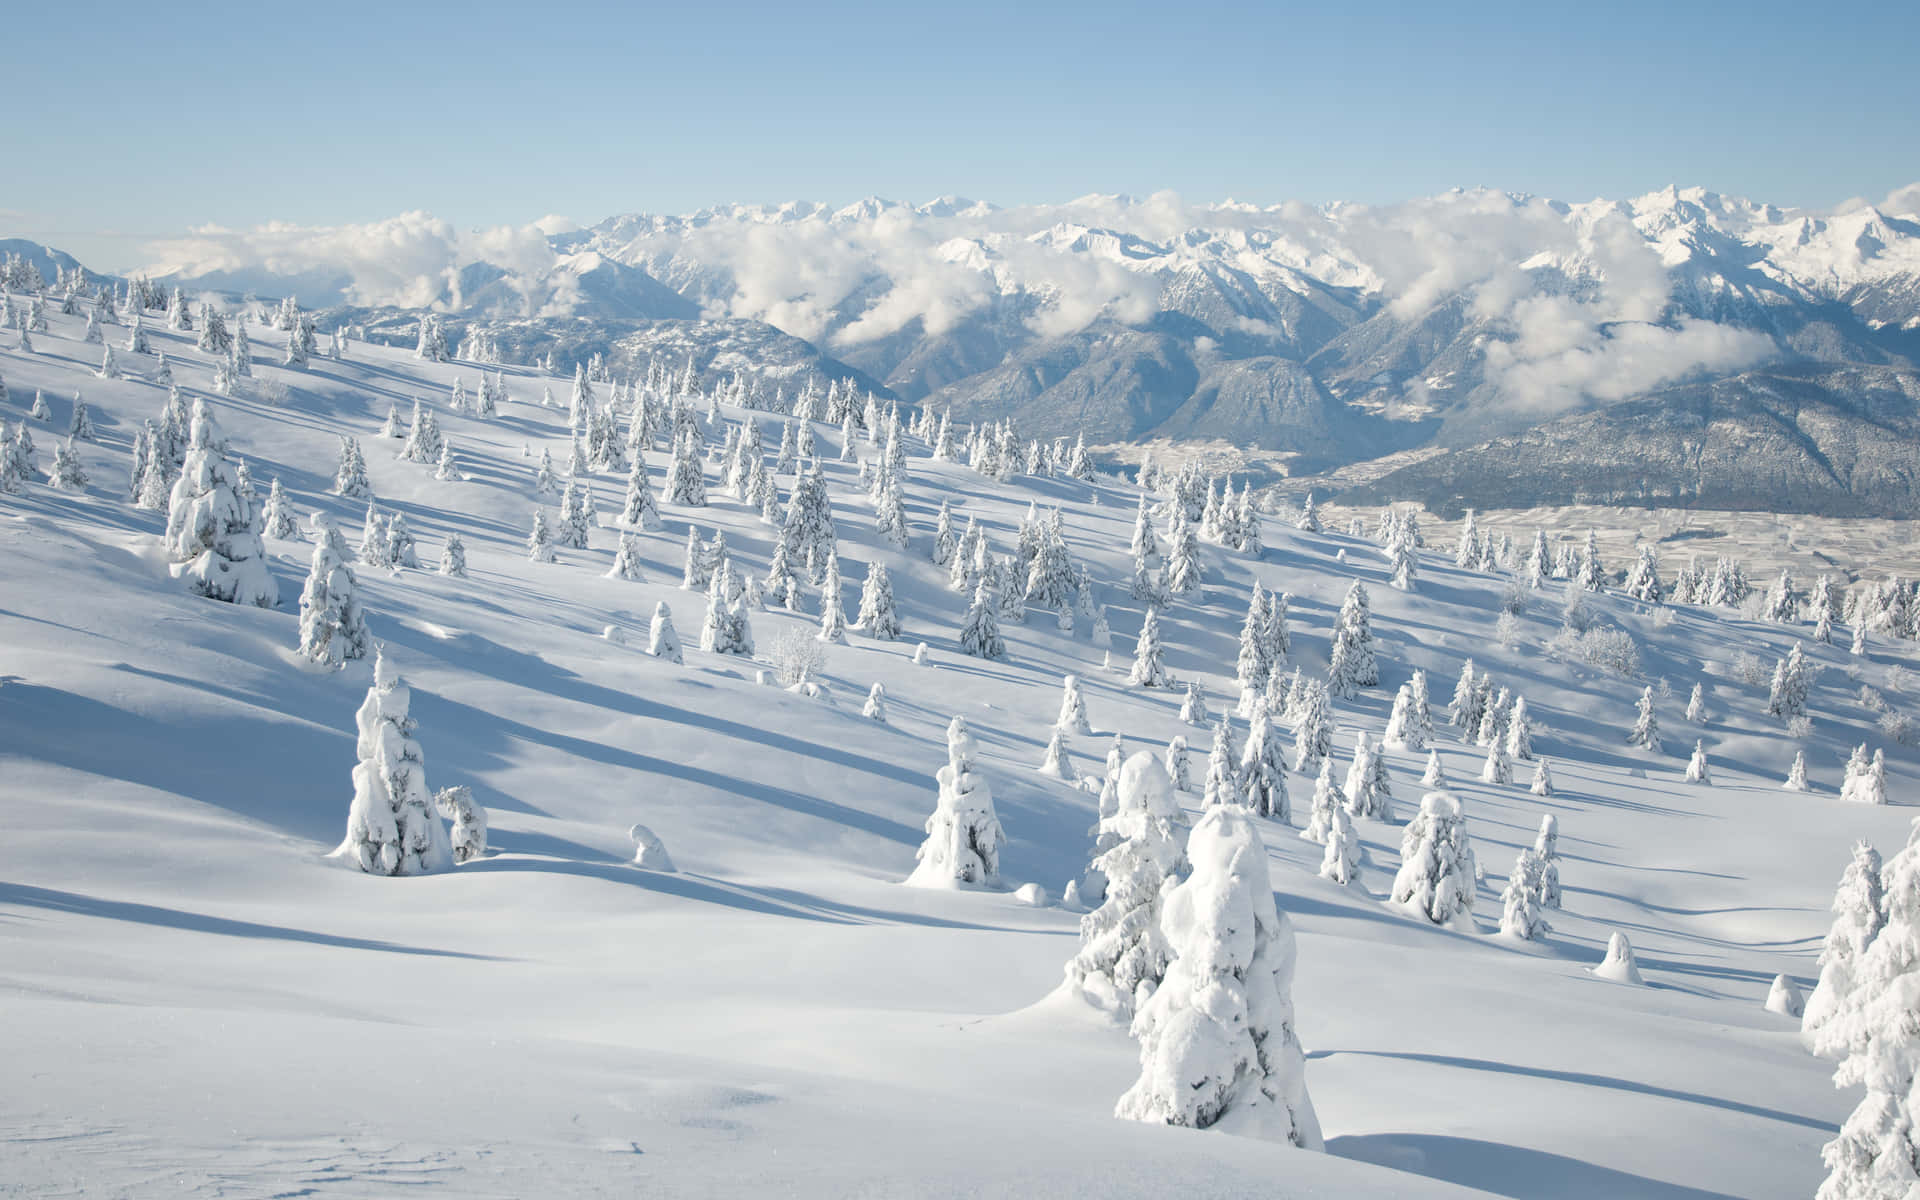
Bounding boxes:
1327 1131 1748 1200
1310 1048 1835 1134
0 882 510 960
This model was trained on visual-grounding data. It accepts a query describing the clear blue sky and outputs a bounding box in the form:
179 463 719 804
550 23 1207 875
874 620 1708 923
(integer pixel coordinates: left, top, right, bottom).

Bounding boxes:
5 0 1916 270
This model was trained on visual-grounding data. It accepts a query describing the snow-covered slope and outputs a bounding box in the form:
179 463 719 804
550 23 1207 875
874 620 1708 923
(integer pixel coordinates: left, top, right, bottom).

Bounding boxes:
2 303 1914 1197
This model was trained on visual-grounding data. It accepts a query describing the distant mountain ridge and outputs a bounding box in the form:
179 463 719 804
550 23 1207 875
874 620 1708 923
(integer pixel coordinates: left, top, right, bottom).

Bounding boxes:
21 183 1920 513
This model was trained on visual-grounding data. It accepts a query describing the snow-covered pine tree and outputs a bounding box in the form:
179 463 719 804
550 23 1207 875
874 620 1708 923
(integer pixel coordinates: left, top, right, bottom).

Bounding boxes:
1037 728 1075 781
1422 749 1446 787
1166 736 1191 793
1301 759 1345 845
1628 686 1661 752
1129 606 1170 688
1180 680 1208 726
296 531 372 667
1785 749 1811 792
1684 739 1712 784
1291 681 1333 774
383 512 418 569
604 531 645 582
854 562 901 639
665 428 707 506
1057 673 1094 737
164 400 277 606
906 717 1006 888
68 398 96 441
1391 791 1477 929
958 581 1007 659
1239 698 1290 821
1505 696 1533 760
1115 805 1321 1146
1064 752 1189 1017
648 601 683 664
1164 509 1202 596
1767 643 1812 720
1803 841 1888 1055
1326 580 1378 698
438 532 467 578
45 438 87 490
1500 849 1553 940
1202 714 1239 808
1840 747 1888 805
526 508 556 563
340 649 453 875
816 554 849 644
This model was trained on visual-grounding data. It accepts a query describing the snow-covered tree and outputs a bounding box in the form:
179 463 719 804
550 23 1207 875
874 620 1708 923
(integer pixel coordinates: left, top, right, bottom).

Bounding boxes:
340 650 453 876
334 436 370 499
68 398 95 442
1684 739 1712 784
1057 673 1094 737
164 401 277 606
1422 749 1446 787
438 532 467 579
958 581 1006 660
906 717 1006 888
1115 805 1321 1146
605 531 645 582
1500 849 1553 940
1803 841 1887 1055
260 478 297 539
1840 746 1888 806
1065 752 1189 1017
665 429 707 506
816 554 849 644
382 512 419 569
1166 736 1191 793
295 529 371 667
1767 643 1813 720
1529 758 1554 797
1202 714 1240 809
649 601 683 664
1390 791 1477 929
1505 696 1533 761
1785 749 1811 792
1129 606 1170 688
1301 759 1345 845
1239 699 1290 821
1687 682 1707 723
854 562 900 639
435 785 487 865
1628 686 1661 753
1037 728 1075 781
45 438 86 490
1326 580 1378 698
1341 730 1385 821
527 508 556 563
1382 683 1423 751
1180 680 1208 727
1290 681 1333 775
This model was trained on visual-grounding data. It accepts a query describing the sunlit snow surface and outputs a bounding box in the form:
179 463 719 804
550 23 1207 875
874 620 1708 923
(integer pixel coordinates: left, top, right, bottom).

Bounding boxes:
3 308 1912 1198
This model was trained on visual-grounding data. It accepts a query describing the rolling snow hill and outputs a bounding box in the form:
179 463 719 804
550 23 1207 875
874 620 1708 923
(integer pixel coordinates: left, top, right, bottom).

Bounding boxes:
2 300 1917 1197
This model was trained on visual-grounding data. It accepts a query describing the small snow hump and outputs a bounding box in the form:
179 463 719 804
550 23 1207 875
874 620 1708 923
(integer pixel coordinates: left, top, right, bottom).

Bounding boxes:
1765 973 1804 1018
630 824 677 872
1593 931 1644 985
1013 883 1048 907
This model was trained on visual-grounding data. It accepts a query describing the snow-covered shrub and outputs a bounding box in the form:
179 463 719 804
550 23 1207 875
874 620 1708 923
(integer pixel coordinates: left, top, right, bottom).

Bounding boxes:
1730 650 1770 687
340 650 453 876
1594 932 1644 985
1878 709 1917 746
434 785 487 864
630 824 677 871
1788 714 1816 740
1573 626 1640 677
769 624 827 686
1115 805 1321 1147
1862 685 1890 714
1492 611 1522 650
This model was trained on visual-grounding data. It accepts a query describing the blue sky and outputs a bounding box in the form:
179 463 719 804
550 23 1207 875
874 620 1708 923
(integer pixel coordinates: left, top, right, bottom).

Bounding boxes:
5 0 1917 270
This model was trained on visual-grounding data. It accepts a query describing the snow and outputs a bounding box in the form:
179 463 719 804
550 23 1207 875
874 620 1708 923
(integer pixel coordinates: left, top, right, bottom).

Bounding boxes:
1 302 1917 1197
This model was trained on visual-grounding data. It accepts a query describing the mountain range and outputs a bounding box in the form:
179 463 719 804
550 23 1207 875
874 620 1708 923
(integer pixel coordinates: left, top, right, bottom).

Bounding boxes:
33 184 1920 515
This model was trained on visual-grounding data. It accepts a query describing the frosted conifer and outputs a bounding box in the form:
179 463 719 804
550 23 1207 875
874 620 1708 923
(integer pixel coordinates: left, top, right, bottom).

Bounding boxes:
340 650 453 876
1390 792 1477 930
906 717 1005 888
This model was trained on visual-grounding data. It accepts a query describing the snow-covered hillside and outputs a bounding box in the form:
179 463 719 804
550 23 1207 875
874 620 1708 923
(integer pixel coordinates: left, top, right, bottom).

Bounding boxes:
3 300 1917 1197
